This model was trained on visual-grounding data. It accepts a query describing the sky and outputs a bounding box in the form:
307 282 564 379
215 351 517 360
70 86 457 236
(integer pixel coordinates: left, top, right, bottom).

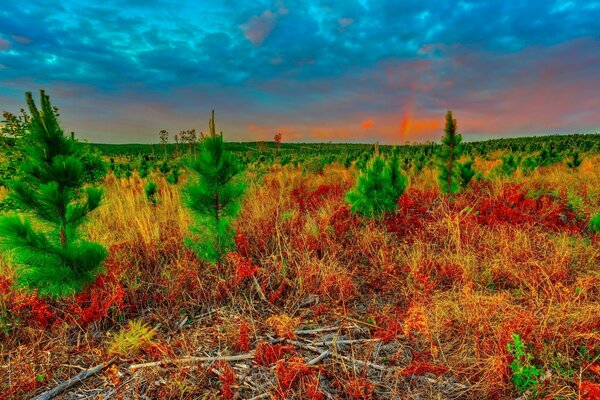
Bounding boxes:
1 0 599 144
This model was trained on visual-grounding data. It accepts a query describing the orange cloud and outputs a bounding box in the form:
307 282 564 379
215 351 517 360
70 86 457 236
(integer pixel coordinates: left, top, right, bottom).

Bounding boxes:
361 119 375 130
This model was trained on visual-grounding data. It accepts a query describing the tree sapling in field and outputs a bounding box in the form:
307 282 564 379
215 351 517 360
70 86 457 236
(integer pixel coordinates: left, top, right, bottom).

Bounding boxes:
436 111 464 193
0 90 107 298
183 110 246 263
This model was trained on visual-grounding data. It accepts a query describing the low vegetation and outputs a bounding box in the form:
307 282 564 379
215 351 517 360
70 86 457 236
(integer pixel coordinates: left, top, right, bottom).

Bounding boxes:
0 92 599 399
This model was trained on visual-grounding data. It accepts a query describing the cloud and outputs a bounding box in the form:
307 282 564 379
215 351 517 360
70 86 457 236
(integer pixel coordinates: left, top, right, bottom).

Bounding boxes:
0 37 10 51
361 119 375 129
0 0 598 143
242 10 277 46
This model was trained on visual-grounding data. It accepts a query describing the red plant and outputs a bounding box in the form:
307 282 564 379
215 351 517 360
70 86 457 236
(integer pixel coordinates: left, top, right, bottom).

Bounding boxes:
228 252 258 284
374 310 403 343
236 319 251 352
11 291 54 328
387 188 438 237
345 377 374 400
302 376 324 400
401 359 448 376
254 342 295 367
234 233 250 257
328 205 360 240
275 356 313 392
69 273 125 326
214 361 236 400
269 280 288 304
580 380 600 400
291 184 344 213
476 184 586 233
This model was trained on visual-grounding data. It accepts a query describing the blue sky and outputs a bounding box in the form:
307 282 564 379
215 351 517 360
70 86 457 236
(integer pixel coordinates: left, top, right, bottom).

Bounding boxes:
1 0 599 143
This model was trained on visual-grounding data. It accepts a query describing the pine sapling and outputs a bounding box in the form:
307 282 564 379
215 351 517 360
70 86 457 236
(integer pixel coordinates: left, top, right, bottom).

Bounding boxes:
183 110 246 263
346 148 407 217
145 181 158 205
0 90 107 298
436 111 463 193
566 151 581 170
459 159 476 188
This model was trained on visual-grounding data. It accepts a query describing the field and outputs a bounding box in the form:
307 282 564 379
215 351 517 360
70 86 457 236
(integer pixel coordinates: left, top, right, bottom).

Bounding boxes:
1 127 600 399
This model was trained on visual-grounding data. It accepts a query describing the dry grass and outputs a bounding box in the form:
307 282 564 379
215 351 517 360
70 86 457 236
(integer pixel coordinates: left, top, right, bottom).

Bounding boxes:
1 155 599 399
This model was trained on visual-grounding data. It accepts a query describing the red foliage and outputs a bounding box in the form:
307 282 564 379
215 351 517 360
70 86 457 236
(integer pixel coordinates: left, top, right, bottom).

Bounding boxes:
345 377 374 400
387 188 438 237
236 319 251 352
291 184 344 213
328 205 360 238
214 361 236 400
580 381 600 400
269 280 288 304
476 184 585 233
1 276 55 329
401 359 448 376
374 310 404 343
234 233 250 257
301 376 324 400
228 252 258 284
69 274 125 326
275 356 314 392
254 341 295 367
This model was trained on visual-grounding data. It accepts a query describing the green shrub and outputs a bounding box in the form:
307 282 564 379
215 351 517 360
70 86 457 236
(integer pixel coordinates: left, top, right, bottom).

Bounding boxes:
590 213 600 234
506 333 540 394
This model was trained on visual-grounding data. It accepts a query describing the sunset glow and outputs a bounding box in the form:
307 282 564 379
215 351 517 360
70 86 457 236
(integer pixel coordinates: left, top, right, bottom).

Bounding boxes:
1 1 599 143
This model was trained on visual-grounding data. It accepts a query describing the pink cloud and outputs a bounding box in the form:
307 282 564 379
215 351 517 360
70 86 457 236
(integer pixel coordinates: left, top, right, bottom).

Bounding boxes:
11 35 32 44
0 37 11 51
242 10 277 46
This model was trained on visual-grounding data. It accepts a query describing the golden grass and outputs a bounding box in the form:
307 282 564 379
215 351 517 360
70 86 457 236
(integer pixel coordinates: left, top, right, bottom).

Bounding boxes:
1 154 599 399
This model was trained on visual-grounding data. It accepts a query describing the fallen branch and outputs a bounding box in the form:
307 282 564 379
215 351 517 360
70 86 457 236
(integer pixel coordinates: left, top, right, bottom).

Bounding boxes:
308 350 331 365
31 358 115 400
129 353 255 371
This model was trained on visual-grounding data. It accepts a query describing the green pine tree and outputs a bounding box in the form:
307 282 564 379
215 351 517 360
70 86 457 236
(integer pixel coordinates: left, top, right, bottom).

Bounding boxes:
346 149 407 217
436 111 463 194
0 90 107 298
459 159 476 188
183 110 246 263
566 151 581 170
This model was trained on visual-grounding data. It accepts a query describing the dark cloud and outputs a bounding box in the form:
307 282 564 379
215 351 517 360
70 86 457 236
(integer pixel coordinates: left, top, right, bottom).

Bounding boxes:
0 0 599 142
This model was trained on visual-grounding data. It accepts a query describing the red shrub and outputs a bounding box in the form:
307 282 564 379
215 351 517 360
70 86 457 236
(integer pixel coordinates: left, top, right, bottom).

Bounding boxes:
214 361 236 400
234 233 250 257
345 377 374 400
581 381 600 400
301 376 324 400
328 205 359 238
254 342 295 367
236 319 251 352
387 188 438 237
476 184 586 233
374 309 404 343
228 252 258 283
275 356 313 392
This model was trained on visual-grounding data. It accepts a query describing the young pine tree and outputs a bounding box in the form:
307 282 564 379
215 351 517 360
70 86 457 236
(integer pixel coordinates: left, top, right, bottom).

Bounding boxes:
183 110 246 263
436 111 464 194
459 159 476 188
0 91 106 298
566 151 581 170
346 149 407 217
